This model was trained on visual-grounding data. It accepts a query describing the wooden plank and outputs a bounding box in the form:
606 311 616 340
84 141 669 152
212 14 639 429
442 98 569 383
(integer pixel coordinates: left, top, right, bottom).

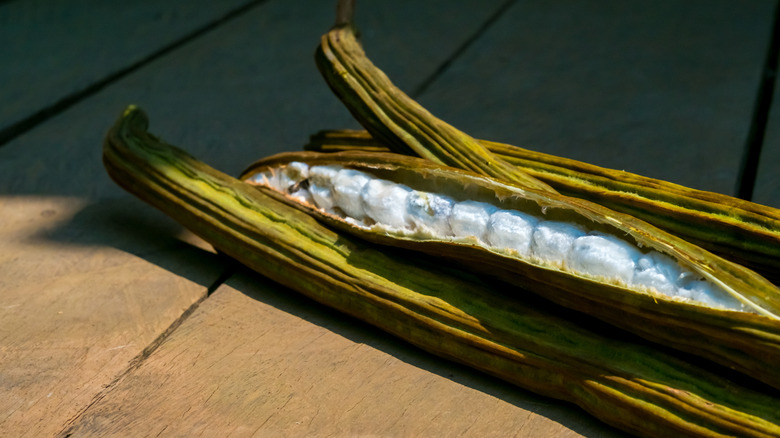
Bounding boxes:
0 0 252 136
0 196 226 436
62 272 625 437
415 0 775 196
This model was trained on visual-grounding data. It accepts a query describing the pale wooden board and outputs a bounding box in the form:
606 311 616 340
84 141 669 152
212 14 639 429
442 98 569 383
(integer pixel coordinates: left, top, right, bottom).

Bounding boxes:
63 271 627 437
0 196 225 437
415 0 775 196
0 0 251 134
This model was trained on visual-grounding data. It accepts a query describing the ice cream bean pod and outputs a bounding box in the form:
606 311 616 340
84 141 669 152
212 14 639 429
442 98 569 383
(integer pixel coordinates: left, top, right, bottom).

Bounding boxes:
242 150 780 390
305 129 780 285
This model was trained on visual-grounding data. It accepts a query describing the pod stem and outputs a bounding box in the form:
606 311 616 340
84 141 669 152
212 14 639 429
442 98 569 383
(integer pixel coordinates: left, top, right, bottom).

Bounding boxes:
335 0 356 27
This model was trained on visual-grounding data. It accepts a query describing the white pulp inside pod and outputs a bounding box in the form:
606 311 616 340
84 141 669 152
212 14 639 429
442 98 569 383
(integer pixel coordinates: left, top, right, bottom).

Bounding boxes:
249 162 753 313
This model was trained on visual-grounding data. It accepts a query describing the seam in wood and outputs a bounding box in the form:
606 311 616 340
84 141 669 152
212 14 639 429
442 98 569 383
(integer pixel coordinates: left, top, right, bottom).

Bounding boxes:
55 265 236 437
737 0 780 200
0 0 270 147
410 0 518 98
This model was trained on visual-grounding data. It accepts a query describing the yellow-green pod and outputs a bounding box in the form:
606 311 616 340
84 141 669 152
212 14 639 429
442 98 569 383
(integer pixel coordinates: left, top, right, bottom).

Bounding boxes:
305 129 780 285
316 25 554 193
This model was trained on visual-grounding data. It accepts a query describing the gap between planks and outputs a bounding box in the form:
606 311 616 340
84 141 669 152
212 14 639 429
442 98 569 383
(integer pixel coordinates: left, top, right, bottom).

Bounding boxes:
0 0 270 148
411 0 518 98
737 0 780 200
55 263 237 438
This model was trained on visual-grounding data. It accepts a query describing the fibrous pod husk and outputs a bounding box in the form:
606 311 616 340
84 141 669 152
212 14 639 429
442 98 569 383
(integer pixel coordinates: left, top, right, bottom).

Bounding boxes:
305 129 780 285
315 24 555 194
240 150 780 391
104 105 780 438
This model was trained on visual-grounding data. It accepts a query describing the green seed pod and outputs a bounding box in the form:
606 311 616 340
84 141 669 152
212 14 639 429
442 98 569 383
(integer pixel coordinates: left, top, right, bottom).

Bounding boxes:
105 105 780 437
305 129 780 285
241 150 780 390
315 25 555 193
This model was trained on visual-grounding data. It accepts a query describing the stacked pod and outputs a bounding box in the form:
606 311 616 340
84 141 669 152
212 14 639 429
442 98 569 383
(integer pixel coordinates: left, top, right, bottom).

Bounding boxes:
97 10 780 437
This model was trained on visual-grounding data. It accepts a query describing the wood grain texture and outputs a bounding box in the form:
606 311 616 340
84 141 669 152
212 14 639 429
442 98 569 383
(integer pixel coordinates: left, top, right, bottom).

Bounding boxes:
0 0 251 134
415 0 775 196
63 271 626 437
0 196 225 437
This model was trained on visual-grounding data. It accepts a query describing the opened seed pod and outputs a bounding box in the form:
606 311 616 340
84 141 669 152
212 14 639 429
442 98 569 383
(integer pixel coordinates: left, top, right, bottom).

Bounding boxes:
240 150 780 390
306 129 780 284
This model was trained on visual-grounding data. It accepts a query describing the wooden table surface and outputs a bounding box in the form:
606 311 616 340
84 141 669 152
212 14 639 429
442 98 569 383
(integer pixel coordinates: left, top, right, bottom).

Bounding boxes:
2 1 778 436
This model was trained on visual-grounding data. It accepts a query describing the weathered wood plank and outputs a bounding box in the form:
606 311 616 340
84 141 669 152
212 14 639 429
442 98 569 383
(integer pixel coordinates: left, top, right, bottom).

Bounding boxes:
416 0 775 196
0 196 225 437
0 0 251 137
62 272 625 437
